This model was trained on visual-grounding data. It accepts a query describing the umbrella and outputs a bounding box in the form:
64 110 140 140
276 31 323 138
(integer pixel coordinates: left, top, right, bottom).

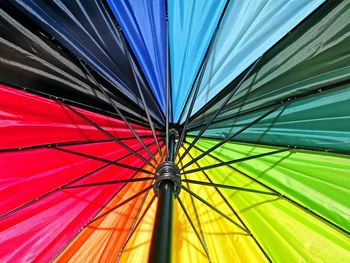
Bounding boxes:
0 0 349 262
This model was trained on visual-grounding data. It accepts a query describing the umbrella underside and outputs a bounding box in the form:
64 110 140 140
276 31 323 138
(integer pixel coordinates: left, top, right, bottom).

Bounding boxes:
0 0 349 262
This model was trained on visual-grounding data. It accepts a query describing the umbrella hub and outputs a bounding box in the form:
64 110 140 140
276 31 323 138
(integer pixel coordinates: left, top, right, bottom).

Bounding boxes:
154 161 181 197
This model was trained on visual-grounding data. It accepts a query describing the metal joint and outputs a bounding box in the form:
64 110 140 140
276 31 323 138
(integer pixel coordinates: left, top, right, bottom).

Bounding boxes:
154 161 181 197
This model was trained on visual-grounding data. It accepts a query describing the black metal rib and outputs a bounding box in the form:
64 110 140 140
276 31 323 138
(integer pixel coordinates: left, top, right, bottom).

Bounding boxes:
181 148 290 174
117 33 163 158
79 62 158 164
89 185 153 224
177 57 262 165
166 13 170 158
61 101 155 168
189 142 350 237
0 140 157 221
64 177 155 189
55 147 155 175
182 179 279 196
177 197 211 261
201 136 350 157
181 185 249 234
0 139 113 153
116 194 157 262
0 135 155 154
181 103 282 170
186 149 272 262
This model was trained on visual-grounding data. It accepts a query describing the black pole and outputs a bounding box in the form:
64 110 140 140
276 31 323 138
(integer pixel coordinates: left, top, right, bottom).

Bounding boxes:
149 134 175 263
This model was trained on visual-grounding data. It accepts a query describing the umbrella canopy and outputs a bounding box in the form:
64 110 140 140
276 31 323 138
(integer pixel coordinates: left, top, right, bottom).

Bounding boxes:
0 0 349 262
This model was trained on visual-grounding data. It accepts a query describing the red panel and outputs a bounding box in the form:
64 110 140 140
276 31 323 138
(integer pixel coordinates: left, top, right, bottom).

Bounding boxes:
0 83 163 261
0 84 157 150
0 139 156 215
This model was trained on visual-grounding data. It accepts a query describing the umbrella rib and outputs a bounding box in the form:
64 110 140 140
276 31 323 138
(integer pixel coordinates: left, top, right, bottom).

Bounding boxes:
61 101 155 168
0 138 113 153
177 56 262 165
64 177 155 189
177 196 211 262
79 61 158 164
181 185 249 234
193 136 350 157
0 135 155 154
189 142 350 237
116 193 157 262
166 15 170 158
180 103 282 170
182 179 279 196
178 158 211 261
54 147 155 175
0 141 157 221
181 148 290 174
186 149 273 262
88 185 153 225
117 33 163 158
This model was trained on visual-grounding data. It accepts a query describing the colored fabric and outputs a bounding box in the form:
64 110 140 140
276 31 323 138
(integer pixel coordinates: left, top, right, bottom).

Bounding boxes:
169 0 227 122
190 0 350 132
10 0 164 123
174 152 267 262
0 143 159 262
107 0 166 113
54 151 161 263
180 144 350 262
190 0 325 117
189 87 350 152
0 4 149 123
1 0 350 262
55 169 158 262
0 84 156 150
187 138 350 233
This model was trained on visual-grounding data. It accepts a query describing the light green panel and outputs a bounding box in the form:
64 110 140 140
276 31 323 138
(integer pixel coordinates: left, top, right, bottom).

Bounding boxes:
188 138 350 233
182 143 350 262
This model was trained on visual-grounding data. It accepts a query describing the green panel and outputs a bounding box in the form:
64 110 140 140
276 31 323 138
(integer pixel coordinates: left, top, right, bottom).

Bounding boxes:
182 142 350 262
186 138 350 233
189 0 350 139
189 86 350 152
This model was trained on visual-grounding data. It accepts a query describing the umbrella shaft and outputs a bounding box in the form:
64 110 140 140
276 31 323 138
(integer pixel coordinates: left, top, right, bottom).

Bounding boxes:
149 135 176 263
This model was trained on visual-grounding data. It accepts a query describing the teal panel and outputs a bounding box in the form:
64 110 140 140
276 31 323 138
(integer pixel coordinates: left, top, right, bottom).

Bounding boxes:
189 87 350 152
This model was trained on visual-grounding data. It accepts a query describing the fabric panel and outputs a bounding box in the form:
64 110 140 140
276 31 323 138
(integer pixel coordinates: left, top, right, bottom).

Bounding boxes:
107 0 166 113
191 0 325 116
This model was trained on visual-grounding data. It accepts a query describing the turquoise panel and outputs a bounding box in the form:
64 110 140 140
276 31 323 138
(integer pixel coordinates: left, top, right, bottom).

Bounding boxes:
191 0 325 117
169 0 226 122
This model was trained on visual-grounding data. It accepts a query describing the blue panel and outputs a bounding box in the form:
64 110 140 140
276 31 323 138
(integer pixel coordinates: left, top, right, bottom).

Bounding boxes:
12 0 164 123
191 0 325 119
107 0 166 113
169 0 227 123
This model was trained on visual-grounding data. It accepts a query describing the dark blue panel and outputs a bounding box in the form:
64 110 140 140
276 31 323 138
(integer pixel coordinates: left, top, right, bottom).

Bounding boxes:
107 0 166 113
12 0 164 124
